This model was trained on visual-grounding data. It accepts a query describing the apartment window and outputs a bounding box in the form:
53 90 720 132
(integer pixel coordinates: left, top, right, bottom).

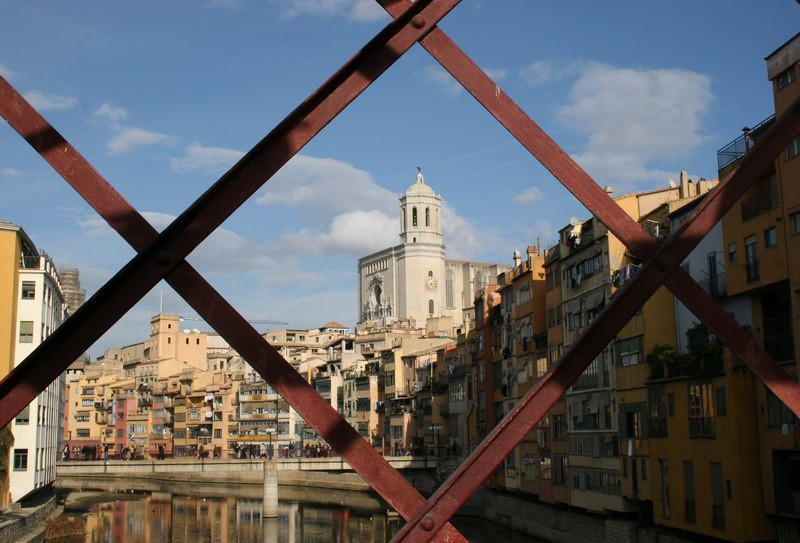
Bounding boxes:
727 242 736 263
21 281 35 299
711 463 725 529
15 406 30 425
688 381 716 438
778 64 796 89
648 387 668 438
76 429 90 438
660 459 671 518
553 414 566 440
744 235 759 282
13 449 28 471
617 336 643 366
788 135 800 160
764 226 777 248
213 429 222 439
641 459 647 481
554 455 568 485
82 399 94 407
683 461 696 523
19 320 33 343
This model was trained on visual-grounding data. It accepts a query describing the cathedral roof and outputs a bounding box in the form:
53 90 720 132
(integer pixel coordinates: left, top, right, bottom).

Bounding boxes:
406 168 436 197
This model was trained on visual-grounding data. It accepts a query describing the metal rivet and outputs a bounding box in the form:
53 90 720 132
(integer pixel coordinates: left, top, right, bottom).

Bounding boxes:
421 515 435 531
155 251 172 267
411 16 426 29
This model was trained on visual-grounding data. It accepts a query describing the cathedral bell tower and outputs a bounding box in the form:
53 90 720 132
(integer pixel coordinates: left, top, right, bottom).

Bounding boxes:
400 168 443 246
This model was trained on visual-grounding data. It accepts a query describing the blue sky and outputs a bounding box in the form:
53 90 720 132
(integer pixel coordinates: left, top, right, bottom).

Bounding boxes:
1 1 798 357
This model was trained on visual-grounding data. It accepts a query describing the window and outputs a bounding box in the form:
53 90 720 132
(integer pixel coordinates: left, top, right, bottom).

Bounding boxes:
688 382 716 438
554 455 568 485
425 207 430 227
19 320 33 343
647 387 667 437
792 212 800 235
778 65 796 89
641 459 647 481
764 226 777 248
716 387 727 417
683 461 696 523
21 281 35 299
428 299 434 316
412 207 418 226
445 269 454 309
727 242 736 263
660 459 670 518
15 406 29 425
553 414 566 440
617 336 643 366
744 235 759 282
13 449 28 471
711 463 725 529
82 399 94 407
788 135 800 160
76 429 90 438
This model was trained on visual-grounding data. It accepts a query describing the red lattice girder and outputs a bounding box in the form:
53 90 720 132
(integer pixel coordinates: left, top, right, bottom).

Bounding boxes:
0 2 798 541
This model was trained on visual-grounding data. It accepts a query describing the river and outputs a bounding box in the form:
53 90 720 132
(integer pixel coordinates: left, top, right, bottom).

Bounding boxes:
48 488 543 542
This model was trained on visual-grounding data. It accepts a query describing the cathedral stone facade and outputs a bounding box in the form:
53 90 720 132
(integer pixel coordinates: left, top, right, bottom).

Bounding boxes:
357 170 510 336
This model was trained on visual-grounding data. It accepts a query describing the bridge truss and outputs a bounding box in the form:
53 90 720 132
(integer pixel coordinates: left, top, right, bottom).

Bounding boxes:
1 1 799 541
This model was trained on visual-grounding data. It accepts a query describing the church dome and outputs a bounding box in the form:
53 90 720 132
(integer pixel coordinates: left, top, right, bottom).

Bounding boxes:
406 169 436 197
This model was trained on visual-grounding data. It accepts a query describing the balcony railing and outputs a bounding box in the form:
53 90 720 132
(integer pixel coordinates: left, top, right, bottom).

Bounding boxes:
716 115 774 170
741 185 778 221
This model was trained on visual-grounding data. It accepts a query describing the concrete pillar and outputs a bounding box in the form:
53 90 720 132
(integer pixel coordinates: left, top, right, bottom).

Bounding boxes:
262 460 278 518
263 518 279 543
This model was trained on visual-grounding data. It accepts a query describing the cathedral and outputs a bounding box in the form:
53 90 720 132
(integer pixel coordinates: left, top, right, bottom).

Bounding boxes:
357 170 510 336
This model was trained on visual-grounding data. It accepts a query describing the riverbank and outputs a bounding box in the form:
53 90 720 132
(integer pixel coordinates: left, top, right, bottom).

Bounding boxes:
0 488 59 543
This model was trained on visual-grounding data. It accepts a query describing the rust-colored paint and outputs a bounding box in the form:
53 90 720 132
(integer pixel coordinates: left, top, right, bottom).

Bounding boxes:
1 2 798 542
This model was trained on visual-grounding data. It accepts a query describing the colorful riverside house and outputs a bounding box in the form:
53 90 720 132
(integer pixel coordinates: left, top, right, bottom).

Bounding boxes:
0 222 67 503
544 243 571 506
716 32 800 541
494 247 548 496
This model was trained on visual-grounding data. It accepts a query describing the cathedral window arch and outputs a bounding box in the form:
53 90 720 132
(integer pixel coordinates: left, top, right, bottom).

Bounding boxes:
425 207 430 227
446 269 454 309
475 271 485 294
412 207 418 227
429 299 435 316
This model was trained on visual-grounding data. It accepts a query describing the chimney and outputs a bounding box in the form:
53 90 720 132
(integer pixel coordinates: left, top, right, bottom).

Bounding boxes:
513 249 521 267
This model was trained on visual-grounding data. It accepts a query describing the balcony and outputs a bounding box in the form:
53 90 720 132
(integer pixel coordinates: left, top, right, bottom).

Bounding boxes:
741 184 778 221
716 115 774 170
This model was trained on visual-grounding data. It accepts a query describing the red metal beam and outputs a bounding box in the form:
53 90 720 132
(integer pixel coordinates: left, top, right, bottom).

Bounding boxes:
1 1 470 539
371 1 800 539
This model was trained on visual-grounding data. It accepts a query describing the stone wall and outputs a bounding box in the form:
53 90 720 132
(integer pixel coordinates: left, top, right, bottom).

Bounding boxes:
0 494 57 543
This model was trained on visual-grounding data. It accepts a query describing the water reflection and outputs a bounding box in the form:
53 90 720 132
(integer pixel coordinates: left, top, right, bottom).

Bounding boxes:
59 492 401 543
52 490 544 543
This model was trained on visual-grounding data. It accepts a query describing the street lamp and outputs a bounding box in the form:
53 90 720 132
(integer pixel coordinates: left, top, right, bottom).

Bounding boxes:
265 428 276 459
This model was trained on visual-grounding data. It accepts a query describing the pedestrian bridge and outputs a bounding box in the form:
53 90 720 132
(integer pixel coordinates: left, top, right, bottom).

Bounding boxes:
56 455 436 477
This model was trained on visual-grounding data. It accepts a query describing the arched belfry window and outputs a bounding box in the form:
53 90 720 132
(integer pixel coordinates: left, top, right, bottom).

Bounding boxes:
412 207 418 226
425 207 430 226
475 271 485 294
446 269 454 308
429 299 434 316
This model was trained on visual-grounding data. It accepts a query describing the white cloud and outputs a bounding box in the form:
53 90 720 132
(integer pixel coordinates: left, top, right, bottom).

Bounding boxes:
319 209 397 256
1 167 20 177
518 59 583 87
441 203 482 260
22 90 78 111
107 127 174 155
170 142 244 174
256 154 396 219
514 185 544 204
557 62 713 188
270 0 385 21
422 65 462 97
93 102 128 127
